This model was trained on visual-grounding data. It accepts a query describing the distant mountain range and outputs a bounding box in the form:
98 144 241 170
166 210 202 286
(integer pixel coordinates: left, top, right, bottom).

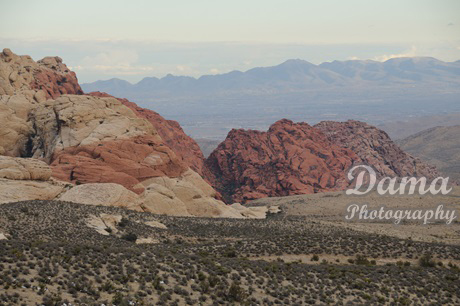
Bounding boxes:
82 57 460 140
82 57 460 98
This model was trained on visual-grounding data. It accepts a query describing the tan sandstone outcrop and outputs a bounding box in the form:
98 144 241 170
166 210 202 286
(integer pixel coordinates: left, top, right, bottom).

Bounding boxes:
0 156 51 180
137 169 245 218
60 183 142 211
30 95 154 160
0 156 65 204
0 95 33 156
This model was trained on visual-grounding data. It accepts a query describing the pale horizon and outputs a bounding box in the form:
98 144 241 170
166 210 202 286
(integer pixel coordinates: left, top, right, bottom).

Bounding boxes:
1 0 459 82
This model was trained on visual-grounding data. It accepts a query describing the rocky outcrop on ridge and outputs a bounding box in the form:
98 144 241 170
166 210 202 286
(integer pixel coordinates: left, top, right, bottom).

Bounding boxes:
315 120 440 179
205 119 359 203
0 48 82 99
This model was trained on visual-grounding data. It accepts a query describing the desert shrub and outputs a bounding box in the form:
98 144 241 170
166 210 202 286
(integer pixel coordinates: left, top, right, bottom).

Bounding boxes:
419 254 436 268
118 218 129 228
226 282 247 302
355 255 371 266
121 233 137 242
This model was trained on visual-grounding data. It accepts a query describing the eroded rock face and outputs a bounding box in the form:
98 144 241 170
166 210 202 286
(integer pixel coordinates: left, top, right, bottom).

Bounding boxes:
314 120 440 179
205 119 359 203
0 95 33 156
0 156 65 204
30 95 155 160
0 48 82 99
88 92 205 175
0 179 64 204
51 135 185 194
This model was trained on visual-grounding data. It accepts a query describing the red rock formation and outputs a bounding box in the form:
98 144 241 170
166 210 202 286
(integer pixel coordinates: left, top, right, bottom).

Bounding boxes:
87 91 205 175
31 56 83 99
205 119 359 203
314 120 440 179
51 135 186 194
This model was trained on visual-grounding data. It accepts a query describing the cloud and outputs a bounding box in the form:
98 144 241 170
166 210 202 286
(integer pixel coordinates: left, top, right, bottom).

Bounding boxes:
374 46 417 62
447 22 454 26
80 50 139 67
74 49 156 75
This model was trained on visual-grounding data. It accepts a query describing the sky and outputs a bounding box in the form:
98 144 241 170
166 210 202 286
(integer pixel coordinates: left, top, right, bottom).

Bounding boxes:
1 0 459 83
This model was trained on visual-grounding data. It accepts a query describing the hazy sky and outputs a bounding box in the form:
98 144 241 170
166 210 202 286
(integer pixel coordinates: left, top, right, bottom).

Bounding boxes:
1 0 459 82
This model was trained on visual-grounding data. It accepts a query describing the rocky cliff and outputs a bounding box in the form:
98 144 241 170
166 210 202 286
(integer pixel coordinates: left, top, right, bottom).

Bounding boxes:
205 119 359 203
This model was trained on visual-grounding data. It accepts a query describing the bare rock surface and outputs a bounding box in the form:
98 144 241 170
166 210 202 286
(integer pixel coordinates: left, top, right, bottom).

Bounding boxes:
0 156 51 180
0 178 65 204
0 48 82 98
315 120 440 179
88 92 205 175
59 183 142 211
205 119 359 203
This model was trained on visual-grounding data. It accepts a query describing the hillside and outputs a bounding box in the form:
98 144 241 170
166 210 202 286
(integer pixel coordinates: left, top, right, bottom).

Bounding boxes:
378 113 460 140
397 125 460 181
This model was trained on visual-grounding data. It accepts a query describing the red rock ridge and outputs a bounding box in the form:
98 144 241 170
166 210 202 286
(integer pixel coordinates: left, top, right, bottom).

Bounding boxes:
87 91 205 176
204 119 360 203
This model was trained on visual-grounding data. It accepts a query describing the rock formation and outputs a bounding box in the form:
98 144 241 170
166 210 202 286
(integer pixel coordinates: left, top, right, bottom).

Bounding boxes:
205 119 359 203
0 156 66 204
0 49 252 218
88 91 205 175
0 48 82 98
315 120 440 179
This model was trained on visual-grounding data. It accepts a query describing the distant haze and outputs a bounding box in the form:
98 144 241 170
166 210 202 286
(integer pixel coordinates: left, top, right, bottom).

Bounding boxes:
82 57 460 140
1 0 459 82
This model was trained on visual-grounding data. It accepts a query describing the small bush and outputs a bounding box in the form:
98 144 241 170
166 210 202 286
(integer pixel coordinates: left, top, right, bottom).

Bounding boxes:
419 254 436 268
121 233 137 242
